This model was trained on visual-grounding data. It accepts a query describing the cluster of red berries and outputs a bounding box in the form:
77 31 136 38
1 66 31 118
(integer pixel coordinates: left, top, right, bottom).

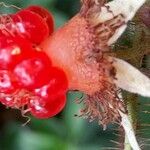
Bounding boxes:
0 5 68 119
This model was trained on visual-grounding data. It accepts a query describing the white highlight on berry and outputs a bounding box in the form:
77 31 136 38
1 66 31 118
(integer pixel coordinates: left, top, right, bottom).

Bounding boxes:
113 58 150 97
97 0 146 44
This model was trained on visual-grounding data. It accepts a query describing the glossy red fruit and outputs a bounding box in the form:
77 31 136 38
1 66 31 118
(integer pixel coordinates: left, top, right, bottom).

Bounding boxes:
0 94 28 108
0 96 14 107
0 70 17 93
34 67 68 99
12 10 49 44
0 70 25 108
29 94 66 119
0 35 34 70
13 51 52 89
0 90 29 108
28 67 68 119
26 5 54 34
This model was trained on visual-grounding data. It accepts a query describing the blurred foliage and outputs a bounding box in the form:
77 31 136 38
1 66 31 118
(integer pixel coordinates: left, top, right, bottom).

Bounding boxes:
0 0 149 150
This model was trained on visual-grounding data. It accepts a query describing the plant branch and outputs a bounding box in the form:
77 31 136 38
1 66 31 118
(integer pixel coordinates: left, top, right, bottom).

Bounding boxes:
120 111 141 150
113 18 150 149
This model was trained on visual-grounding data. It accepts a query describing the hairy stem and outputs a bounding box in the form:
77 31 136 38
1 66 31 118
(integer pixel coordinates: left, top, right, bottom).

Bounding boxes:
120 111 141 150
120 61 141 150
113 15 150 148
123 94 139 150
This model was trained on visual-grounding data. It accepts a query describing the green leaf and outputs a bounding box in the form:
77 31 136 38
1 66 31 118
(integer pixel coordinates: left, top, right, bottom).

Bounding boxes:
16 129 68 150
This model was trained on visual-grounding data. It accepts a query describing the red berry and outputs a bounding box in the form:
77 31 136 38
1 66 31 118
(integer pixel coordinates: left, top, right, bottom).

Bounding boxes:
34 67 68 99
0 70 17 93
0 96 14 107
26 5 54 34
0 70 29 108
28 67 68 119
29 94 66 119
0 90 29 108
13 51 52 89
12 10 49 44
0 35 34 70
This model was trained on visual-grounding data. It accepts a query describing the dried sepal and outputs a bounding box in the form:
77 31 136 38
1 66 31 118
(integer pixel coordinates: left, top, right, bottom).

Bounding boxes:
139 6 150 27
91 0 146 45
113 57 150 97
80 0 106 17
96 0 146 22
76 82 127 130
119 111 141 150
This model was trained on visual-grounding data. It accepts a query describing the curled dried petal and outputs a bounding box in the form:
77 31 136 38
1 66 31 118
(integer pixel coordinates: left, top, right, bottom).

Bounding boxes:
119 111 141 150
92 0 146 45
113 58 150 97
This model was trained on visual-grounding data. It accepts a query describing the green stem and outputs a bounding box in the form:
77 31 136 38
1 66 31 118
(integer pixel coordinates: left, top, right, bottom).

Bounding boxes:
124 94 139 150
124 136 132 150
113 16 150 149
113 20 148 149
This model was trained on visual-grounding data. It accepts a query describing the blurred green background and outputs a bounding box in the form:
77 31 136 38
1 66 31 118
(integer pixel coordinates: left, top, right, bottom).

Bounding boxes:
0 0 149 150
